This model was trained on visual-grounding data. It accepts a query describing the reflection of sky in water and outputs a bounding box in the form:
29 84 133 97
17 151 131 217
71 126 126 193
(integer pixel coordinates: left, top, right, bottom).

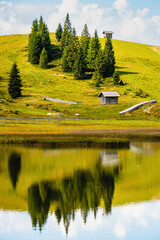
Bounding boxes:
0 200 160 240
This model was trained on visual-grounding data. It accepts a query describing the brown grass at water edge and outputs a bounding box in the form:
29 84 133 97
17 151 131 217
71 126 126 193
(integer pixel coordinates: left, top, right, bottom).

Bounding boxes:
0 127 160 141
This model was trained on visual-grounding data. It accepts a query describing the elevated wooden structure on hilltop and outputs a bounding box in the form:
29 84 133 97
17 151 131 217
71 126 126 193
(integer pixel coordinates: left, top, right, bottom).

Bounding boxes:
103 31 114 39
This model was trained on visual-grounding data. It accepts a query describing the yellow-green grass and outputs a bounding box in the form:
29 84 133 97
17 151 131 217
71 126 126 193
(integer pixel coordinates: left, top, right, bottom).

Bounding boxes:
0 33 160 120
0 119 159 132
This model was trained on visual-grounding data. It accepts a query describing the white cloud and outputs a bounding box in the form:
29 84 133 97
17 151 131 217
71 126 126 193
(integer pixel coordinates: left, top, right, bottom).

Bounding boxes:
0 0 160 45
137 8 149 17
113 0 129 12
59 0 80 14
1 201 160 239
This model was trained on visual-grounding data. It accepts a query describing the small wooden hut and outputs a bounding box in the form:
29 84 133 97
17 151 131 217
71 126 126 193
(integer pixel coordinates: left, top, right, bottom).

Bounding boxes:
98 92 120 105
102 31 114 39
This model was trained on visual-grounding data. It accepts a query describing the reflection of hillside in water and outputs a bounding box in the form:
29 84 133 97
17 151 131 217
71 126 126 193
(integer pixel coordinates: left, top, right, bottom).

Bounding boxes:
28 151 121 233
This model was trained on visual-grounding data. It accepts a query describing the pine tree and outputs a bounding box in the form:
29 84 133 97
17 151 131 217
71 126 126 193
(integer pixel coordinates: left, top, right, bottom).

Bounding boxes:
87 30 101 70
39 48 48 69
40 23 51 59
103 35 115 77
8 63 22 99
81 24 90 64
28 32 42 64
93 71 101 87
56 23 63 42
60 13 72 52
32 19 38 32
92 48 104 86
61 28 79 72
81 24 90 54
28 16 51 64
113 72 121 85
39 16 44 32
61 46 70 72
94 48 104 77
74 46 86 80
28 18 40 63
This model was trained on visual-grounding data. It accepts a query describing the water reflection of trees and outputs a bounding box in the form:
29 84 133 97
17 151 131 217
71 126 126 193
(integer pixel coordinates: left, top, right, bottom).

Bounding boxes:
8 152 21 189
28 183 51 230
28 161 119 232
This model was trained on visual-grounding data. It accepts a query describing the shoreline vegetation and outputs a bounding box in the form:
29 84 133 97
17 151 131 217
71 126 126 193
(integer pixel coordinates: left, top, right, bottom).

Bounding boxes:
0 135 130 148
0 124 160 147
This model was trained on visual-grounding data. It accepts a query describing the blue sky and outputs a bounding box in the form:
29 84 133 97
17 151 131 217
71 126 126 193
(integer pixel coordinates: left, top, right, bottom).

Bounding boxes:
1 0 160 45
4 0 160 15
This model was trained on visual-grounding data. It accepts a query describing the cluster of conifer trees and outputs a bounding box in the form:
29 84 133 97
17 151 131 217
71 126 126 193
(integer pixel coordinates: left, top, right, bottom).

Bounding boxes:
27 14 116 84
28 16 51 69
56 13 116 84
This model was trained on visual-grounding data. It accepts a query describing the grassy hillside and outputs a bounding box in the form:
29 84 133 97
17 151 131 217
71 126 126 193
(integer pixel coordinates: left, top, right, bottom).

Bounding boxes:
0 33 160 118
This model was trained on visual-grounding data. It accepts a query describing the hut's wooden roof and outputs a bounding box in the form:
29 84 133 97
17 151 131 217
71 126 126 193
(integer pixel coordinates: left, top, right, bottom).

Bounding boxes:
103 31 114 34
98 92 120 97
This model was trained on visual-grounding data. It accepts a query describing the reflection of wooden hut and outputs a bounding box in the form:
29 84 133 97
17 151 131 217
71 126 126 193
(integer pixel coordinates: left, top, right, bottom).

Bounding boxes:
100 151 119 166
98 92 120 105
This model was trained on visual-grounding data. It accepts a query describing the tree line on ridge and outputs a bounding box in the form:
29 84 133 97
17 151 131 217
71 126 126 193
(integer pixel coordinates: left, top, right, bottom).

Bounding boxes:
8 13 121 99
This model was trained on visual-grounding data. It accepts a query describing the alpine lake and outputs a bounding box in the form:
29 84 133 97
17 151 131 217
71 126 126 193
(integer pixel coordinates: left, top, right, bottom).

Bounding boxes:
0 141 160 240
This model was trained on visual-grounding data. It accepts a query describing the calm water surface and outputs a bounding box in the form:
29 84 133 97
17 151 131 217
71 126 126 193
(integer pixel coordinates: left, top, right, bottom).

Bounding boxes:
0 142 160 240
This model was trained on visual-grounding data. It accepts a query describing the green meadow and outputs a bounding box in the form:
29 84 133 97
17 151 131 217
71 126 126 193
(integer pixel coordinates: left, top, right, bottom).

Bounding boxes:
0 33 160 121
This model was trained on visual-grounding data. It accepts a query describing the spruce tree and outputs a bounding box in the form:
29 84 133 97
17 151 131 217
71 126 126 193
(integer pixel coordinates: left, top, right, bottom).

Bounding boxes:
28 16 51 64
32 19 38 32
93 71 101 87
55 23 63 42
94 48 104 77
28 32 42 64
40 23 51 59
39 48 48 69
39 16 44 32
103 35 115 77
28 18 40 63
60 13 72 52
61 46 70 72
92 48 104 86
113 72 121 85
74 46 86 80
87 30 101 70
80 24 90 70
61 27 79 72
8 63 22 99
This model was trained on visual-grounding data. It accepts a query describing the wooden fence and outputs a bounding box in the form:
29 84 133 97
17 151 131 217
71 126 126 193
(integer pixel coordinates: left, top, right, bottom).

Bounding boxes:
0 116 157 124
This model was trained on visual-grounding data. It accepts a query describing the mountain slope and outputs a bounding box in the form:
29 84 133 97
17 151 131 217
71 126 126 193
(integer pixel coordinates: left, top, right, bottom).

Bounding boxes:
0 33 160 118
